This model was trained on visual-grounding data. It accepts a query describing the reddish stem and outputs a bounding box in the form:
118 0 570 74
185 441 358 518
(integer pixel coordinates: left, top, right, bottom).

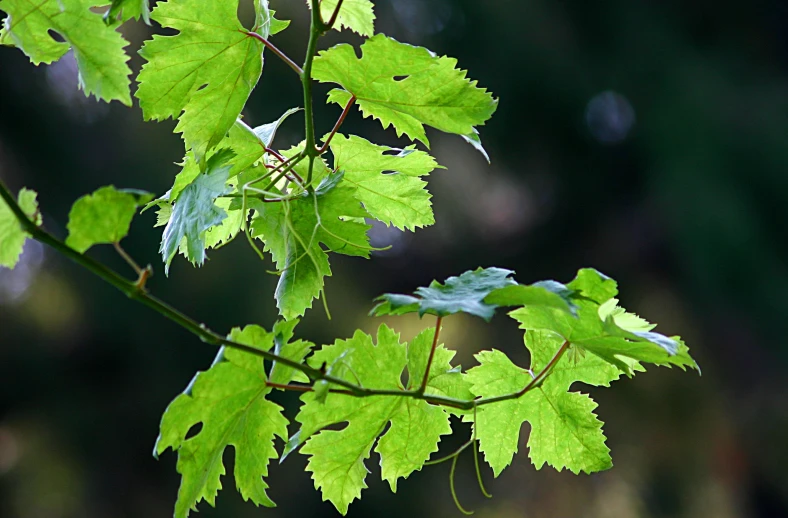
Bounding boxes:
243 31 304 76
318 95 357 154
418 315 443 394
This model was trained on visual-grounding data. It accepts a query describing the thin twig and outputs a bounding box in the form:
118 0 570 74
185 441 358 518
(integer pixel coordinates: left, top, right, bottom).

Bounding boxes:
243 30 304 76
113 241 142 275
0 181 571 411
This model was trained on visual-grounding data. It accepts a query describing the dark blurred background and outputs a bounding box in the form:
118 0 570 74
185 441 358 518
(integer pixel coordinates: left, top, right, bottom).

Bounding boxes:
1 0 787 516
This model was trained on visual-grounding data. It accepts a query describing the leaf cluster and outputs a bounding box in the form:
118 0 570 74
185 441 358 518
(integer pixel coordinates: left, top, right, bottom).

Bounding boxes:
0 1 701 516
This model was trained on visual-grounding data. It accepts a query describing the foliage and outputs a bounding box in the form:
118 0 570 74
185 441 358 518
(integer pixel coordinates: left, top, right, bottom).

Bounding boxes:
0 0 699 516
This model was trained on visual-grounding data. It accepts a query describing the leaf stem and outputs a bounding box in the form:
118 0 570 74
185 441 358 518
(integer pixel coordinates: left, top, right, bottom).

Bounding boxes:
243 30 304 76
418 315 443 394
317 95 356 154
113 241 142 275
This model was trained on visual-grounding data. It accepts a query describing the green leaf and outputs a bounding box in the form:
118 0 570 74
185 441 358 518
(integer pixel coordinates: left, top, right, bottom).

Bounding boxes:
0 188 40 268
371 267 517 321
507 269 698 372
155 325 304 518
290 326 453 513
314 0 374 36
0 0 131 104
161 150 234 273
250 172 371 320
165 108 301 206
65 186 152 253
313 34 497 149
465 330 631 476
328 133 441 230
136 0 268 157
485 280 577 314
104 0 150 24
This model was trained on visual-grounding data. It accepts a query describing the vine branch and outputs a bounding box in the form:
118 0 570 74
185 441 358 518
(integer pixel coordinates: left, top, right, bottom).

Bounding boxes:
0 177 571 412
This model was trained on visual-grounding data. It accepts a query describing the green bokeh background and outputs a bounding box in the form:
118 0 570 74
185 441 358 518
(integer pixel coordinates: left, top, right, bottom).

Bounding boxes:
1 1 787 517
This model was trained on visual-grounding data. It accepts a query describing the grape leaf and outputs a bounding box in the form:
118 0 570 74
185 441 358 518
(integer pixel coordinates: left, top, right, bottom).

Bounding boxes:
313 0 374 36
65 186 152 253
136 0 282 157
508 269 698 372
161 150 234 273
104 0 150 24
371 267 518 321
287 326 453 513
313 34 497 149
465 330 634 476
0 188 40 268
328 133 441 230
0 0 131 104
155 325 310 518
250 172 371 320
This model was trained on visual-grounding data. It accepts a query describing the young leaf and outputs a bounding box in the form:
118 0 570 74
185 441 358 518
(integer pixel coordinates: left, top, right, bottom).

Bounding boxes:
371 267 518 321
289 326 453 513
66 186 152 253
161 150 234 273
0 0 132 104
313 34 497 150
155 325 308 518
250 172 371 320
329 134 442 230
136 0 270 157
465 330 632 476
313 0 374 36
0 188 40 268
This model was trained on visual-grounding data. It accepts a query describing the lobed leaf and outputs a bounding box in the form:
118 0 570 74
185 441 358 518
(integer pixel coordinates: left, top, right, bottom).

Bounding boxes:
465 331 629 476
0 0 132 104
328 133 441 230
289 325 457 513
155 324 311 518
313 34 497 154
508 268 698 373
136 0 276 157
